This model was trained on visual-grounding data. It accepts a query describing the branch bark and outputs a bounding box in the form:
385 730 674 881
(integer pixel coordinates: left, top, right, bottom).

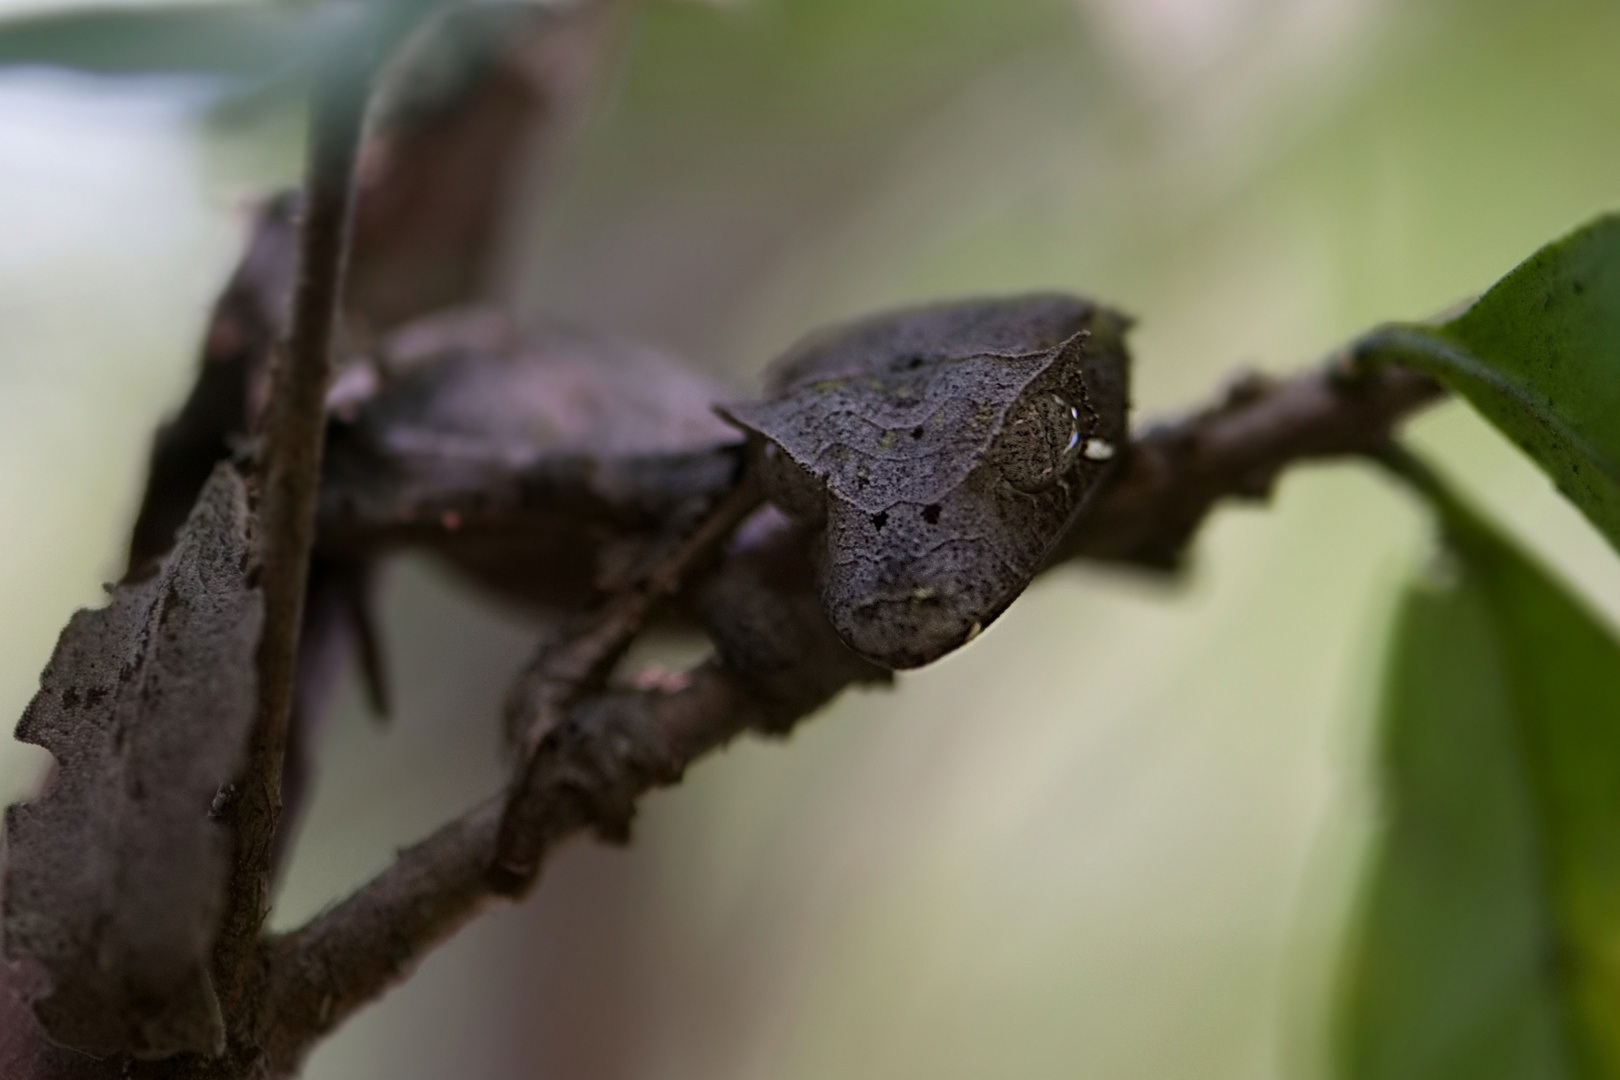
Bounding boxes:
0 339 1445 1078
1055 360 1446 567
0 4 652 1076
246 353 1447 1075
493 466 764 889
212 58 371 1020
260 653 849 1075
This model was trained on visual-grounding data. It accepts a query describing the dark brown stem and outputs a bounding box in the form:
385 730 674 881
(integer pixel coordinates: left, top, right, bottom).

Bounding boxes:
260 662 764 1076
213 59 372 1015
0 6 646 1078
1054 360 1445 567
493 466 765 888
250 352 1445 1074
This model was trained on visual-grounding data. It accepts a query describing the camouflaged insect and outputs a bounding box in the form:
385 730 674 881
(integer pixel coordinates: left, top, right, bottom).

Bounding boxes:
720 294 1131 670
317 307 740 611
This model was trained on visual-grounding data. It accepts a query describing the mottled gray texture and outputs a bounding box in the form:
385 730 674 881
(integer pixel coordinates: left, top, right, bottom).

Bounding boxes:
3 467 262 1059
721 295 1130 668
319 307 742 610
364 305 736 459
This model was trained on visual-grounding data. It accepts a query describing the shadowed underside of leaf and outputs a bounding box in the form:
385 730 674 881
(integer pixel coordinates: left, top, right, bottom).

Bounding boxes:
2 466 262 1060
1340 482 1620 1080
1359 214 1620 553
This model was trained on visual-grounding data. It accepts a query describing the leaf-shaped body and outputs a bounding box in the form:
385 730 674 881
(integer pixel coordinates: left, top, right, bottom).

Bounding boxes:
722 295 1130 669
319 307 741 609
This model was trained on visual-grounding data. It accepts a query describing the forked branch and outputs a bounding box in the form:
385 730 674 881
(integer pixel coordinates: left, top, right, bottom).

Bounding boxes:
493 466 765 889
251 351 1446 1076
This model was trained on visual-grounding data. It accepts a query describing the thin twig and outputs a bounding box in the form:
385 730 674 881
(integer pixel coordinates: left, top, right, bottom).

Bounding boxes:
251 353 1447 1072
0 6 647 1078
258 658 771 1075
1054 359 1445 567
493 465 765 889
212 57 373 1015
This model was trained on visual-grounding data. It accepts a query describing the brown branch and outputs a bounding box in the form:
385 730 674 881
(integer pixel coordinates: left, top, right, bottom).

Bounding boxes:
212 60 372 1018
248 354 1446 1073
259 500 883 1073
493 465 765 889
0 6 647 1078
320 353 1447 596
258 662 766 1075
1054 359 1446 567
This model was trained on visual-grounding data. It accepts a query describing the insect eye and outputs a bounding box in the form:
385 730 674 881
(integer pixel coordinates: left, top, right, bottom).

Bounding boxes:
997 393 1080 494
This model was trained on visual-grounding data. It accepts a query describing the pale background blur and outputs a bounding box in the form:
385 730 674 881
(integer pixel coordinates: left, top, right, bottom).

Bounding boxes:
4 0 1620 1077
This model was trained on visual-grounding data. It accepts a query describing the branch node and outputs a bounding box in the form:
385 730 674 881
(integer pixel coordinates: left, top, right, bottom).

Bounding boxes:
492 471 764 887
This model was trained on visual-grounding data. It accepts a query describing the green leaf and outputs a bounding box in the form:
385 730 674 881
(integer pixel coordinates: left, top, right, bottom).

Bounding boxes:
0 2 363 81
1339 473 1620 1079
1357 214 1620 553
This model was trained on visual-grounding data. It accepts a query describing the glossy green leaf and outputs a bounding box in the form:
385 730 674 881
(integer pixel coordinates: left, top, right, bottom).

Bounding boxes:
0 3 343 80
1357 215 1620 553
1339 477 1620 1079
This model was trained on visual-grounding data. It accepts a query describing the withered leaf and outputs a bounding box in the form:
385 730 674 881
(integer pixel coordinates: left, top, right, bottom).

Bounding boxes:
4 465 262 1059
319 307 741 609
126 195 296 576
721 295 1130 669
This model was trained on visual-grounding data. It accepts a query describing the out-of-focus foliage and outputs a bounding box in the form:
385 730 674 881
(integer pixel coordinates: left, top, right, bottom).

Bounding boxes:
0 2 358 82
1339 469 1620 1080
0 0 460 111
1336 212 1620 1080
1364 216 1620 557
1332 211 1620 1080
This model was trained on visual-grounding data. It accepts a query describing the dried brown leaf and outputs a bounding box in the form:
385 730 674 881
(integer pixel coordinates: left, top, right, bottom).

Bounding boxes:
318 307 740 608
3 466 262 1059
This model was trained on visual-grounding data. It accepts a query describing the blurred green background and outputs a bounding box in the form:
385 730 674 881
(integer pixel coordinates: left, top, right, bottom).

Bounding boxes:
4 0 1620 1076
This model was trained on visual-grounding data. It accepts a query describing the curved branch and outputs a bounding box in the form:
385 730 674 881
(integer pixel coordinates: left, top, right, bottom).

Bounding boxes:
493 467 764 888
253 354 1446 1075
1055 361 1445 567
259 662 763 1075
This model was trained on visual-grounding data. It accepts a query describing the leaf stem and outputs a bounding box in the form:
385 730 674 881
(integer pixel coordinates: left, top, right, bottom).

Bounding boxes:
493 466 764 890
